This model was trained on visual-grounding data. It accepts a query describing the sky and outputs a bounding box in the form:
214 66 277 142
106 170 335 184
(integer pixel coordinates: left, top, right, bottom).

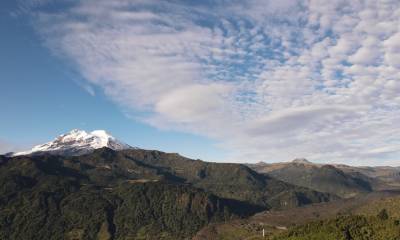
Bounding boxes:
0 0 399 166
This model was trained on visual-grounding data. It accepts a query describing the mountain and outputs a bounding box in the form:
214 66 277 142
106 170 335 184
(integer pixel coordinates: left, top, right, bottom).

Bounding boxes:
0 130 337 239
23 146 334 209
13 129 132 156
248 159 380 198
334 164 400 190
0 149 333 239
0 154 251 240
73 148 337 209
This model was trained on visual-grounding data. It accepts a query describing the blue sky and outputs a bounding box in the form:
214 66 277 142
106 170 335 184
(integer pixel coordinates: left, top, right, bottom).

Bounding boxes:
0 0 226 161
1 0 400 165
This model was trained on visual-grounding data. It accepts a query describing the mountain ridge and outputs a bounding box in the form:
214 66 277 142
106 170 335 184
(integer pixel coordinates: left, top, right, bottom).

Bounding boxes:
247 159 398 198
0 147 336 239
2 130 399 239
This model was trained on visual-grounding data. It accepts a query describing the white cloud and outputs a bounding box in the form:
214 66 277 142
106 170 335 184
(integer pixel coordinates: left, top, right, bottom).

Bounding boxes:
384 32 400 68
348 46 380 65
18 0 400 165
154 84 232 124
245 105 364 137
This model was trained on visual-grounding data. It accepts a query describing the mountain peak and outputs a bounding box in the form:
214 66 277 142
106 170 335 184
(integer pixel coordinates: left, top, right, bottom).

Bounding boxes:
292 158 313 164
13 129 133 156
68 128 87 135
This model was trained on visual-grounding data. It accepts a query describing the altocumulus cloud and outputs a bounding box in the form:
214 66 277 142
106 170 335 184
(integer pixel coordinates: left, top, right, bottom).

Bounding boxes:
18 0 400 165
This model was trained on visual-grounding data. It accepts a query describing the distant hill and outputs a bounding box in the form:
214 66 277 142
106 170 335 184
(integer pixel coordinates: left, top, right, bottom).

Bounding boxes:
334 164 400 189
248 159 390 198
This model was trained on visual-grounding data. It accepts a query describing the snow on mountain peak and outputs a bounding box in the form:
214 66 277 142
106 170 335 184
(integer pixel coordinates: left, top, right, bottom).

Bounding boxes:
13 129 133 156
292 158 313 164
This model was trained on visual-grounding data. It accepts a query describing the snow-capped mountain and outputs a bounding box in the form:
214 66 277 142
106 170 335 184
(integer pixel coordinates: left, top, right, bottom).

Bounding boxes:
13 129 133 156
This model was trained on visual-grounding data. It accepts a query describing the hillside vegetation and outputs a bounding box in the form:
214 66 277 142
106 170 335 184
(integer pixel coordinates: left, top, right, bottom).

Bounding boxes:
64 148 335 209
0 154 257 240
194 195 400 240
196 214 400 240
0 149 334 239
272 214 400 240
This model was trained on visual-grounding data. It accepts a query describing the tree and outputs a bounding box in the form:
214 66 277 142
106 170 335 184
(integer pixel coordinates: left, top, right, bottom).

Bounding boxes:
377 209 389 220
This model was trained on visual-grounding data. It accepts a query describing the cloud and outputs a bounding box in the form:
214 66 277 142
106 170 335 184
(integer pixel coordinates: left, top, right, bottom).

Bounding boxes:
154 84 232 124
383 32 400 68
245 105 365 137
16 0 400 165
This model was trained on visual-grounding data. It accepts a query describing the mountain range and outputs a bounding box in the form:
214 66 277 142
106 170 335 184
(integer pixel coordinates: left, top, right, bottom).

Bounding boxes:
1 129 400 240
0 130 335 240
248 158 400 198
